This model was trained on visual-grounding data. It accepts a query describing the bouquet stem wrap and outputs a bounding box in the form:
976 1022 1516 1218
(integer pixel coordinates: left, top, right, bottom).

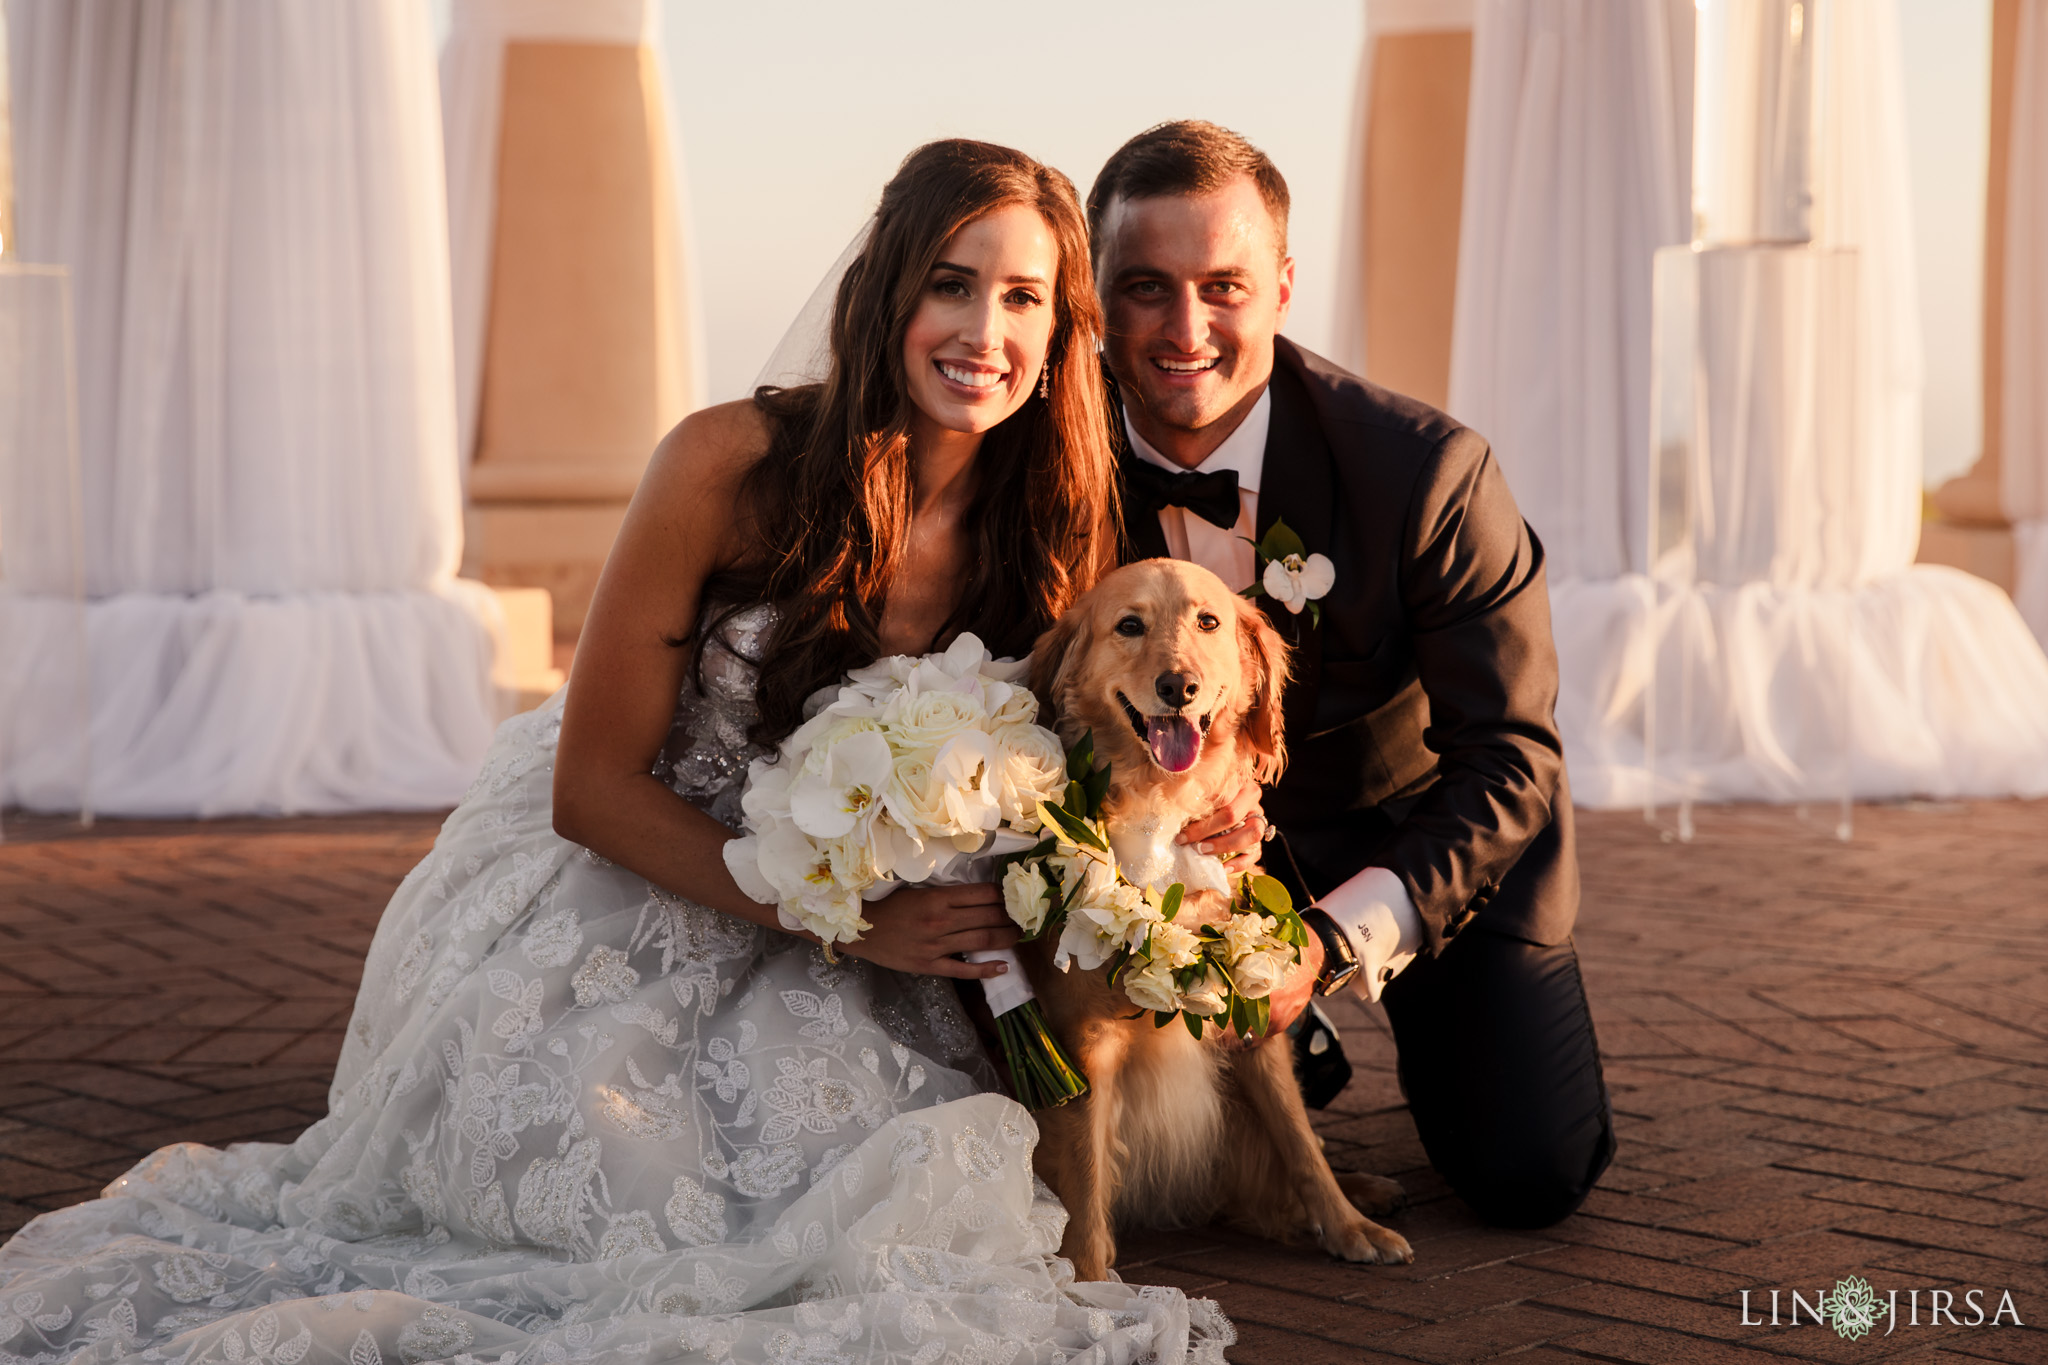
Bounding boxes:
964 948 1087 1109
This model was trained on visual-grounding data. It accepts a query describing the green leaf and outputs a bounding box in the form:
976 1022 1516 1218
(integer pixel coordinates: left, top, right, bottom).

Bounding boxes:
1063 780 1087 817
1249 995 1270 1038
1158 883 1184 922
1038 800 1109 853
1154 1010 1176 1029
1066 731 1095 781
1082 763 1112 816
1250 874 1294 918
1229 992 1249 1037
1239 583 1266 601
1183 1011 1204 1041
1260 518 1308 561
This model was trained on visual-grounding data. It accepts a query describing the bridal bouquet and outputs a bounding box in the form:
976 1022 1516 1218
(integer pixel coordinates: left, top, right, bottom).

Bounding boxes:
997 732 1313 1042
723 634 1088 1106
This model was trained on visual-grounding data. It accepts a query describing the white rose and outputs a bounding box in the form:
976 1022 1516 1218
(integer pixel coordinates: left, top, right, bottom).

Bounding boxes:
1230 946 1292 1001
930 732 1000 846
1221 911 1280 962
883 754 952 838
1148 918 1204 970
885 688 988 752
1122 958 1180 1014
989 724 1068 827
1002 861 1054 934
1179 966 1230 1017
987 682 1040 729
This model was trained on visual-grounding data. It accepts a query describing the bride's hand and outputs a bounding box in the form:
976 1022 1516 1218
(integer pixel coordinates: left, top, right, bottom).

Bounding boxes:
842 883 1021 980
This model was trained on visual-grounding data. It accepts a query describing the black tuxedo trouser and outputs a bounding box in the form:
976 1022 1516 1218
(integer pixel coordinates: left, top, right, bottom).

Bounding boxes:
1376 926 1616 1228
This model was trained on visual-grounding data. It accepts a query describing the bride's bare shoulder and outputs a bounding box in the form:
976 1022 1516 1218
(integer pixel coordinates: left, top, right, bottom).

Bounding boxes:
646 398 774 494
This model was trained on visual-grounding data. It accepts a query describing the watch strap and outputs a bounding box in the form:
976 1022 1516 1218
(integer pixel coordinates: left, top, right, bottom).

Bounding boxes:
1299 906 1359 996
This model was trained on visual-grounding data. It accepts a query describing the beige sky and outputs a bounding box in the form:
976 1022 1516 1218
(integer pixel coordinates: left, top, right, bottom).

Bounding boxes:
656 0 1987 483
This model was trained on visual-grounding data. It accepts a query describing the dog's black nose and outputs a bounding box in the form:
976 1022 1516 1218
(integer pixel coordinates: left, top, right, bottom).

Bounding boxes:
1155 672 1199 708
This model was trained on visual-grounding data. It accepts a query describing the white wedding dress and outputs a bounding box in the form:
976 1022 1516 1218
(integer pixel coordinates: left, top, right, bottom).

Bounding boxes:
0 606 1231 1365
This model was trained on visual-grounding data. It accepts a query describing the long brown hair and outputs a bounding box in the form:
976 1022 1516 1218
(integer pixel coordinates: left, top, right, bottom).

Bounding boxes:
708 139 1118 741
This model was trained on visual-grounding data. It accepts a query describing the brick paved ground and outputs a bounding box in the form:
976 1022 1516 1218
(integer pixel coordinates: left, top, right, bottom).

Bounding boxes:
2 800 2044 1363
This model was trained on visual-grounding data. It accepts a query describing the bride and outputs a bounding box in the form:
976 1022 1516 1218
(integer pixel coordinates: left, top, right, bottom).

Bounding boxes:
0 142 1231 1365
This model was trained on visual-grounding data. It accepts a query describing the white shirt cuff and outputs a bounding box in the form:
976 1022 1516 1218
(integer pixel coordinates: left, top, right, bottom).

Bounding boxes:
1317 866 1424 1003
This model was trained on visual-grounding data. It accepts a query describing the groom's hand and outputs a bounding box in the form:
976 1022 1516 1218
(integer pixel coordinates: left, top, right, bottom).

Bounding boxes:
1178 775 1267 860
1262 932 1322 1038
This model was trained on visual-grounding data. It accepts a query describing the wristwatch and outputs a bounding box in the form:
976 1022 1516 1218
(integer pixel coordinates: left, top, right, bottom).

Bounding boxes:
1299 906 1359 996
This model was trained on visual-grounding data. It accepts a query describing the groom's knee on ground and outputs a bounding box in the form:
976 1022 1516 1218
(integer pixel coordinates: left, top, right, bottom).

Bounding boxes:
1435 1118 1615 1228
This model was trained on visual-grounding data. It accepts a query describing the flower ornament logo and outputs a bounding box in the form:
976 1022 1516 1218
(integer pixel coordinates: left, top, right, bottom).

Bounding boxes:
1241 517 1333 627
1820 1276 1885 1341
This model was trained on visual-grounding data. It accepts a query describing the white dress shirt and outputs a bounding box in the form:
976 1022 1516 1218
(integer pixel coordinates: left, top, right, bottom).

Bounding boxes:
1124 390 1424 1002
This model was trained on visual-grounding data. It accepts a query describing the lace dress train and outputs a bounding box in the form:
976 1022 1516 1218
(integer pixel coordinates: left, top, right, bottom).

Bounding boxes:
0 608 1232 1365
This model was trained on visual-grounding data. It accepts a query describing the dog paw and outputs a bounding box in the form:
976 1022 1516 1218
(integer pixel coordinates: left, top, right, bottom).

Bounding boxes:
1337 1171 1409 1216
1323 1215 1415 1266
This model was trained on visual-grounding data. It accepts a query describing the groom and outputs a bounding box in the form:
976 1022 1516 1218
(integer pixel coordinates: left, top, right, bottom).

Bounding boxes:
1091 121 1614 1228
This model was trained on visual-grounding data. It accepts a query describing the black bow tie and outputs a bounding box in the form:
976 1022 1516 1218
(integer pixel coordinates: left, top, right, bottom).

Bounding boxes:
1119 452 1241 530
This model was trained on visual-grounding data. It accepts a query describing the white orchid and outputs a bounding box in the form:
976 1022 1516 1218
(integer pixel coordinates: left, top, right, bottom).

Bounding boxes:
787 728 893 839
1262 551 1336 616
1054 910 1120 973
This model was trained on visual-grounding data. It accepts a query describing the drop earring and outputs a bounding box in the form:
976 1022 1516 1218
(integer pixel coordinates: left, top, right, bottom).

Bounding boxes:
1039 360 1051 400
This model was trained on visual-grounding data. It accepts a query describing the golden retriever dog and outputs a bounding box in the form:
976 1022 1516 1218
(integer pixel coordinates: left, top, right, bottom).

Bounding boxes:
1024 558 1413 1281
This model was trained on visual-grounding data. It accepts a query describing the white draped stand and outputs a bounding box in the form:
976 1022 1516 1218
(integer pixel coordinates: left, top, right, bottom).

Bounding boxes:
0 0 500 816
1453 0 2048 810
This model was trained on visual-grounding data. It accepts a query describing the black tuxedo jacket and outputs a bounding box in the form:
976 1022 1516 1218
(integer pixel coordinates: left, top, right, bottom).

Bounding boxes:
1113 337 1577 953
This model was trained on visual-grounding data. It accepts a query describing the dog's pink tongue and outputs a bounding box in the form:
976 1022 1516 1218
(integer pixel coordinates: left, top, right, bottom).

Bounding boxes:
1146 715 1202 773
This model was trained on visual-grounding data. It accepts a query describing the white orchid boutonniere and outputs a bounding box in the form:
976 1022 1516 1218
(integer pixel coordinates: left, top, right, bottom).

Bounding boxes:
1242 517 1334 628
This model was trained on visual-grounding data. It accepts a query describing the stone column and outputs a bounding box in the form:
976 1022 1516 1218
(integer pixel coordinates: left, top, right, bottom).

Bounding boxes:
1332 1 1473 410
1922 0 2021 590
445 0 700 641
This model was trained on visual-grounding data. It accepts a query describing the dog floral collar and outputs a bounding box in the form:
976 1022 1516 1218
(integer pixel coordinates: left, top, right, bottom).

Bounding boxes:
1242 518 1333 626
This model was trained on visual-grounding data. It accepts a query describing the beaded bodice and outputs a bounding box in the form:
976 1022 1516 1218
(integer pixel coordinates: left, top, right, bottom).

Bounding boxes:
651 601 778 829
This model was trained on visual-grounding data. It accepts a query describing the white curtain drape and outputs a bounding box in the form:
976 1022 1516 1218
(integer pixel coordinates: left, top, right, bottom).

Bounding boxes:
2005 0 2048 642
441 0 699 471
1449 0 1693 585
1450 0 2048 805
0 0 500 815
